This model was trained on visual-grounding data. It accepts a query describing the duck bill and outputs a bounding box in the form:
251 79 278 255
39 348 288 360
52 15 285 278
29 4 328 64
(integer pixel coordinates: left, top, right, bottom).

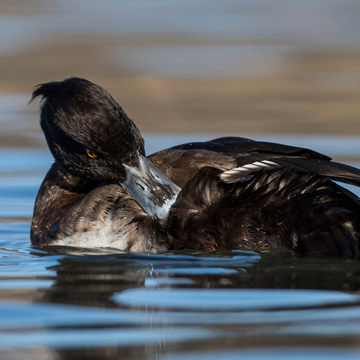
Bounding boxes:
120 155 180 219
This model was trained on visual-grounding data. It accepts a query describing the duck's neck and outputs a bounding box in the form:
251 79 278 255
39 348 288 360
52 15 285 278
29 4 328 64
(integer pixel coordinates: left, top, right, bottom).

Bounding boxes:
120 155 180 219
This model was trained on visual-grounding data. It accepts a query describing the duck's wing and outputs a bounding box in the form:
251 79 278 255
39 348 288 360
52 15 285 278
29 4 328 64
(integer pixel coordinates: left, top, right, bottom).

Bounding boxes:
269 158 360 187
153 136 360 188
221 157 360 187
170 137 331 160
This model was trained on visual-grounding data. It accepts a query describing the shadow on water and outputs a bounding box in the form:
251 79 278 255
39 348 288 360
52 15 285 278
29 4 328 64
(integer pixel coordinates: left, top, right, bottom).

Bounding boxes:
39 248 360 308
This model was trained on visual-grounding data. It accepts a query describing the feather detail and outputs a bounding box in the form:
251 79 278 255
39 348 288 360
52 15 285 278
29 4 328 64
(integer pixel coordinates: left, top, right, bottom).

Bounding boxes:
220 160 280 183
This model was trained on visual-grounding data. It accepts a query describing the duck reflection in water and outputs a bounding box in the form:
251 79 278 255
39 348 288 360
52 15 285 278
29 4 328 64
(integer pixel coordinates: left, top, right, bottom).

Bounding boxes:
30 77 360 258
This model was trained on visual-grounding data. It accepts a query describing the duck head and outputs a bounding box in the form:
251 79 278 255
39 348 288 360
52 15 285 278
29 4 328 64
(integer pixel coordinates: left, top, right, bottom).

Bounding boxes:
31 77 179 218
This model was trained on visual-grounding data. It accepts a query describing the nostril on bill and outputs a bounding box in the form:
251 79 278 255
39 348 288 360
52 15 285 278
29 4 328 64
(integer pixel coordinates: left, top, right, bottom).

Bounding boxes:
136 183 145 191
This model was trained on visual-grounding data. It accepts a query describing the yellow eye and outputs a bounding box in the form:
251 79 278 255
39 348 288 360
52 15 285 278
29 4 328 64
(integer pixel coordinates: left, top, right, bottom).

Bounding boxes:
86 149 98 158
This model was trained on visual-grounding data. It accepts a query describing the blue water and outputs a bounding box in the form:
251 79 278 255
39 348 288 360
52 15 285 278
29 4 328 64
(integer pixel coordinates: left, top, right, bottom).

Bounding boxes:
1 136 360 359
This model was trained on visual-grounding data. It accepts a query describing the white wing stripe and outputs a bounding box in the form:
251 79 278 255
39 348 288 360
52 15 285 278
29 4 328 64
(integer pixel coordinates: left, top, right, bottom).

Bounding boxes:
243 164 262 170
252 161 270 167
220 160 280 182
262 160 278 166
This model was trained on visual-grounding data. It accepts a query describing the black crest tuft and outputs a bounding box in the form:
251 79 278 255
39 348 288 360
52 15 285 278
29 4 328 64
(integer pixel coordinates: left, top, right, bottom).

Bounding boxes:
30 77 99 103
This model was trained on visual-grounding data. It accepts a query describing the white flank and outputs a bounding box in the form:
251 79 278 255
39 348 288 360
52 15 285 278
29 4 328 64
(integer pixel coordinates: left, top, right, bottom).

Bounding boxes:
55 218 133 250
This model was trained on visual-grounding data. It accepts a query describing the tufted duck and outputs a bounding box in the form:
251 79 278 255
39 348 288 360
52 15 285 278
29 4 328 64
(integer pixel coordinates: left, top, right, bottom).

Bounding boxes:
30 78 360 258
